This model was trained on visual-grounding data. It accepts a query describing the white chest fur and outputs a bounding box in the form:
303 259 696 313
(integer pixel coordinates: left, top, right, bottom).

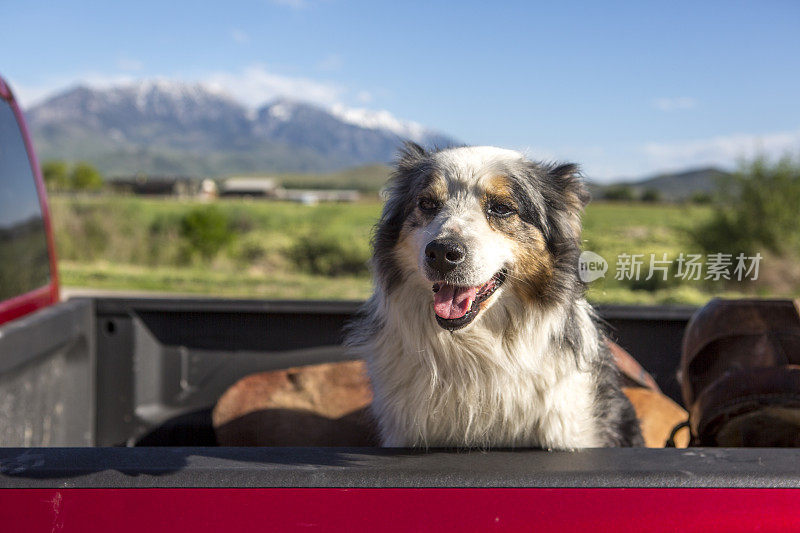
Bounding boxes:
358 289 604 449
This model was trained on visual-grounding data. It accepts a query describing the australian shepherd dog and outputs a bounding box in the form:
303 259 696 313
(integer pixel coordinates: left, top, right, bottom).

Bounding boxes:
346 143 643 449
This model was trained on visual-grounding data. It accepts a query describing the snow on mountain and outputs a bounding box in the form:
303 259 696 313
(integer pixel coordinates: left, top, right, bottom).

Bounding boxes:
267 101 295 122
329 103 428 143
25 80 458 175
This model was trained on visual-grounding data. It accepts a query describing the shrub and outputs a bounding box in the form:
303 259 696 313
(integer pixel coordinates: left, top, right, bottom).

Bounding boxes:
640 188 661 203
603 185 635 201
42 160 69 191
690 192 713 205
229 211 256 233
179 206 233 260
70 162 104 191
288 231 370 277
147 213 185 265
691 155 800 257
232 234 268 265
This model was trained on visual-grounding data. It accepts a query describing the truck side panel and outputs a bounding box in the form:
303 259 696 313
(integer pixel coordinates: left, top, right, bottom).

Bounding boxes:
0 299 94 446
2 488 800 533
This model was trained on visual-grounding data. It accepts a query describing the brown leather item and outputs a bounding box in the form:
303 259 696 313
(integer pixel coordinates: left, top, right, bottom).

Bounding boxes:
607 339 662 392
212 360 378 446
213 341 687 448
622 387 689 448
608 339 690 448
680 298 800 446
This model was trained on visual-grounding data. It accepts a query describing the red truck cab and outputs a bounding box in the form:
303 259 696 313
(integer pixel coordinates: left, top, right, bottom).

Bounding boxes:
0 75 59 325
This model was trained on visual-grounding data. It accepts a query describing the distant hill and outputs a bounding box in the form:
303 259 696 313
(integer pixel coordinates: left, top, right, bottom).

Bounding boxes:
25 80 458 177
275 164 393 192
591 167 733 201
275 164 734 198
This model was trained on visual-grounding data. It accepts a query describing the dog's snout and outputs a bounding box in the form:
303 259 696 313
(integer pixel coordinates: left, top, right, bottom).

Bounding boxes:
425 239 466 274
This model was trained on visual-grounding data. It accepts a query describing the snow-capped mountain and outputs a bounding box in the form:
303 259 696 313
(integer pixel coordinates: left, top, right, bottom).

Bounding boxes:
329 104 428 142
25 80 458 176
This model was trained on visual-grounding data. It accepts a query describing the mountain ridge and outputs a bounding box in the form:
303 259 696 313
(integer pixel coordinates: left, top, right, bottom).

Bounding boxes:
605 167 732 200
25 80 458 177
25 80 731 198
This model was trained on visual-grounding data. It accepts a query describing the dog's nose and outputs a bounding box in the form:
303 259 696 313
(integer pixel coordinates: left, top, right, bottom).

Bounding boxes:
425 239 466 274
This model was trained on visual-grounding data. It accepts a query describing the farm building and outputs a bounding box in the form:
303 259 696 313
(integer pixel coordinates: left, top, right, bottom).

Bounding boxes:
109 175 209 197
276 189 360 205
219 176 359 204
219 177 279 198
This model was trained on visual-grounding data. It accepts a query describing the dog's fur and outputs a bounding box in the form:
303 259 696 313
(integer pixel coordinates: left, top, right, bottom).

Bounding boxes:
346 143 643 449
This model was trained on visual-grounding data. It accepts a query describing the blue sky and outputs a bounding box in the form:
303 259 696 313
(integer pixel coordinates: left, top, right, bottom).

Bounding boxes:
2 0 799 180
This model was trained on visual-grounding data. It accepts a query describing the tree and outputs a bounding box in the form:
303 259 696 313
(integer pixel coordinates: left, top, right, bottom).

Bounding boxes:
690 192 713 204
42 160 69 191
691 155 800 257
70 162 104 191
603 184 635 201
640 188 661 203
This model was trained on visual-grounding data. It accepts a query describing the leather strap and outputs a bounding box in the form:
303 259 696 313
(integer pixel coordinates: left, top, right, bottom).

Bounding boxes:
606 338 661 392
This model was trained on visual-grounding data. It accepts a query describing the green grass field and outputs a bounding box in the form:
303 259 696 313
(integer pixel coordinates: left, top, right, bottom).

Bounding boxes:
50 195 782 304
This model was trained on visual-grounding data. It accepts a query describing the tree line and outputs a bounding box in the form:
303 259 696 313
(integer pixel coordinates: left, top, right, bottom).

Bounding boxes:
42 160 104 192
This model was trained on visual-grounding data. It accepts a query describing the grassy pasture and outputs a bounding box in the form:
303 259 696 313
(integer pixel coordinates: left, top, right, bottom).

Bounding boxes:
50 195 777 304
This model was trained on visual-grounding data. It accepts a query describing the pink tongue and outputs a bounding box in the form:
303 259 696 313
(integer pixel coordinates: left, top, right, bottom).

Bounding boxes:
433 285 477 320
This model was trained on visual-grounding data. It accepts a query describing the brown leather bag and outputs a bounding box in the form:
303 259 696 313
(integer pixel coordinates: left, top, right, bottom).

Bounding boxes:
680 298 800 446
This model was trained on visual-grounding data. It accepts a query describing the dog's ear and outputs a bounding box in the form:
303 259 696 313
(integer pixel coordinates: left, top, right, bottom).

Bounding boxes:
550 163 590 211
544 162 589 245
372 142 431 292
396 141 428 172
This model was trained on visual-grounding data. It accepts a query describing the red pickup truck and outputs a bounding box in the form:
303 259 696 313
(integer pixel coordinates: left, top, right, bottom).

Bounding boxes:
0 76 59 326
1 74 799 532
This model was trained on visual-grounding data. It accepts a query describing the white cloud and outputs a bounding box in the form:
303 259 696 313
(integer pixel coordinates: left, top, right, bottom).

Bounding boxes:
12 65 352 111
532 130 800 182
641 129 800 171
204 64 344 108
12 73 138 107
10 82 58 108
231 29 249 44
653 97 697 112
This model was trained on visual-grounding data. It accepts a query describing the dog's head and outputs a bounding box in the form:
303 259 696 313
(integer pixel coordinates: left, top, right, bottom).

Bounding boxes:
373 143 589 331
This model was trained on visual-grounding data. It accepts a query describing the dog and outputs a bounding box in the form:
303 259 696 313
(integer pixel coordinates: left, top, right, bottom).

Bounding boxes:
346 143 643 449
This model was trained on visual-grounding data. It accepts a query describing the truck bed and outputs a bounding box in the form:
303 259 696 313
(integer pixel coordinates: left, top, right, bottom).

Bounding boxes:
2 298 799 530
0 297 695 448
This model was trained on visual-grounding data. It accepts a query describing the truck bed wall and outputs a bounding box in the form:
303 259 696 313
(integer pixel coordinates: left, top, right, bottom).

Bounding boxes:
0 299 94 446
0 298 696 447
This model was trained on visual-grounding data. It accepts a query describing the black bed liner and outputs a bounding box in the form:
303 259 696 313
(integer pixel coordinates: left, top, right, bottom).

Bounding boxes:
2 447 800 488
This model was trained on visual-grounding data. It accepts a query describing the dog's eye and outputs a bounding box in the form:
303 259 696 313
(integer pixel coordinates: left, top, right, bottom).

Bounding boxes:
418 198 440 213
487 201 515 218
